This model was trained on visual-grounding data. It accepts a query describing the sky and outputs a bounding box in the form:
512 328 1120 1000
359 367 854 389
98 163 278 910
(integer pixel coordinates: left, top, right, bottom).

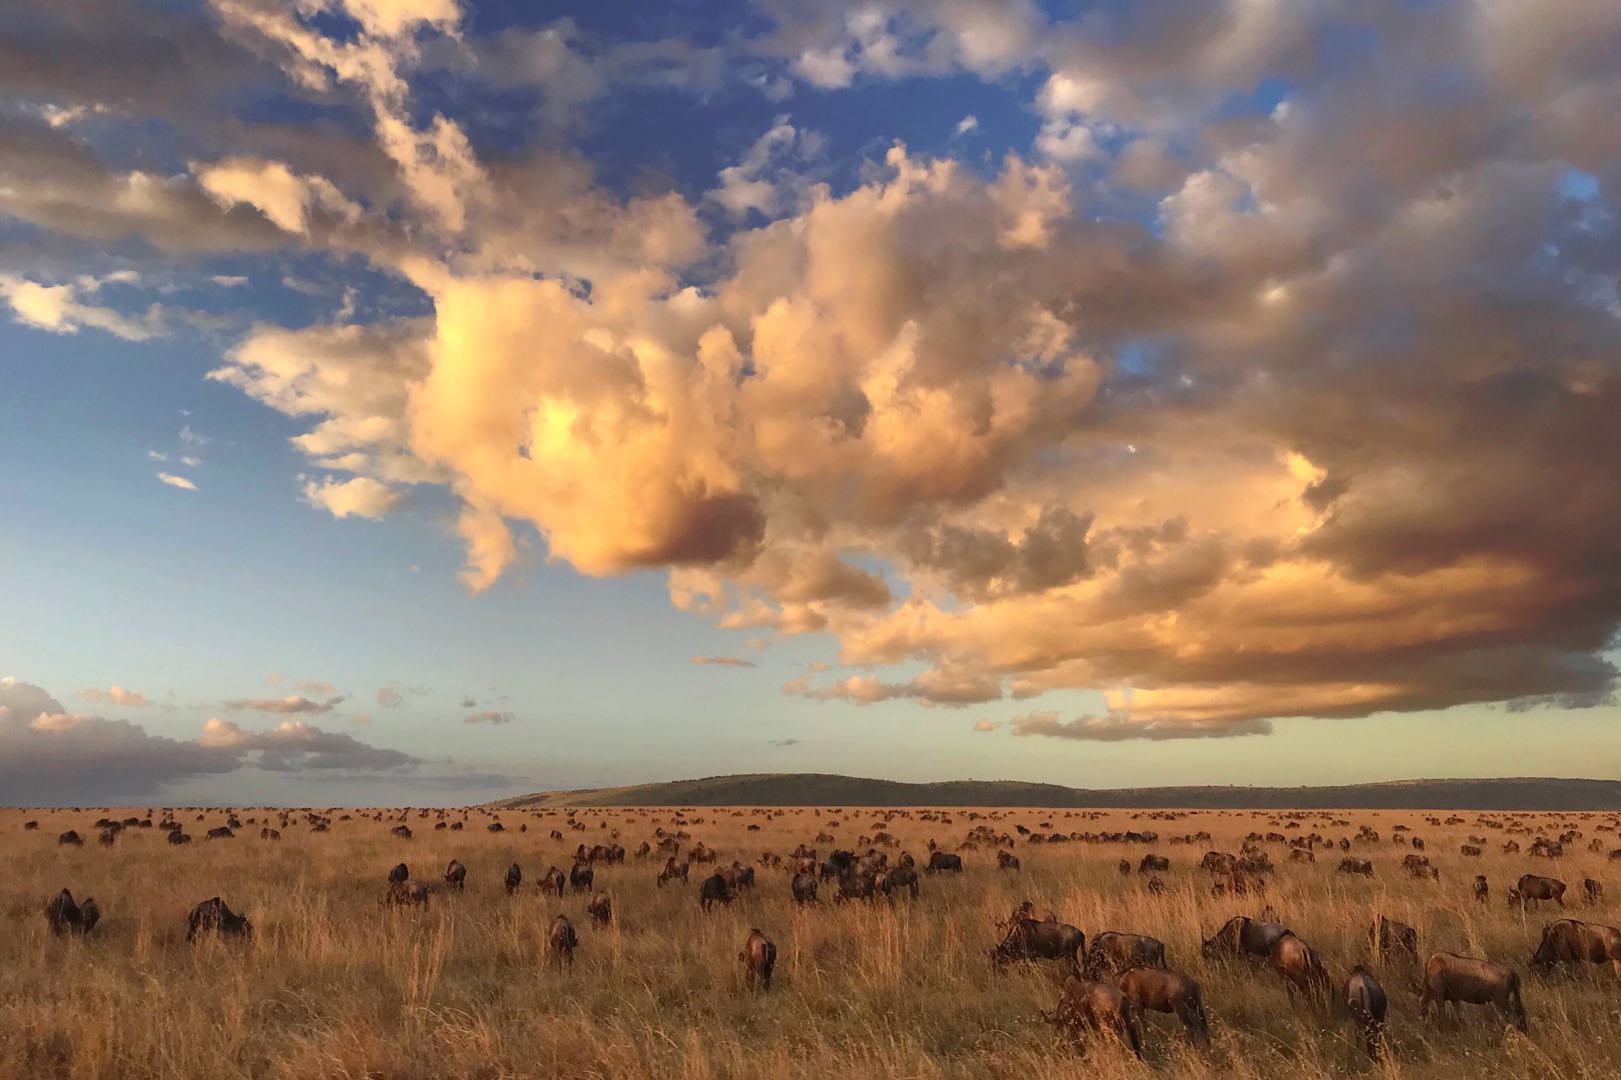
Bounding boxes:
3 0 1621 806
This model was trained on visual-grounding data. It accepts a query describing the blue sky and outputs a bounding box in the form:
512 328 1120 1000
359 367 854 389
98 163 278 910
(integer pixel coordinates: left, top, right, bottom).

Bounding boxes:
2 0 1620 805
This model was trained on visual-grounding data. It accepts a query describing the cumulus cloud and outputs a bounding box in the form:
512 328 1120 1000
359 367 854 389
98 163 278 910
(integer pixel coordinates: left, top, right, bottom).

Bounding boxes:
464 710 513 725
691 655 757 668
199 716 415 770
77 686 150 707
0 273 161 341
223 694 342 714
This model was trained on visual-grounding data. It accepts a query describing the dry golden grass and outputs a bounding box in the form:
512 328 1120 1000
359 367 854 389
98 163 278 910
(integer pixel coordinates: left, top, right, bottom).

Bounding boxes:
3 804 1620 1079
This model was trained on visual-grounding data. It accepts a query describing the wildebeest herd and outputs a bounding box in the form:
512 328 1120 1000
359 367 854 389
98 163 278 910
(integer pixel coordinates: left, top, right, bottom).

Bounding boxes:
12 803 1621 1078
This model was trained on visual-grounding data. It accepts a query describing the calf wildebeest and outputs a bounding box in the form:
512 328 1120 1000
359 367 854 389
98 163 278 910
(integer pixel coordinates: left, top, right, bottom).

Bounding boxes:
1584 878 1603 905
1052 975 1143 1059
1529 919 1621 974
1418 953 1527 1031
44 889 98 935
1270 932 1332 1004
1115 967 1208 1044
388 863 410 885
1138 854 1169 874
186 897 252 942
504 863 522 896
58 830 83 846
1474 875 1489 903
699 873 735 913
1337 856 1374 876
384 881 430 908
569 862 594 893
444 859 466 890
1202 916 1290 960
925 851 963 873
1511 873 1566 909
586 892 612 926
542 866 567 898
549 914 578 970
790 872 818 904
1083 932 1167 978
1345 965 1389 1059
657 857 689 888
990 918 1085 971
740 928 777 991
998 850 1021 872
1371 915 1420 966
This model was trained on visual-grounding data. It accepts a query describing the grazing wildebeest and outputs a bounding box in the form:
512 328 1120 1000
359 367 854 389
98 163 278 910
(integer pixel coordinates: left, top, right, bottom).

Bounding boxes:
1371 915 1420 966
1461 844 1484 857
390 825 412 839
58 830 83 846
1084 932 1167 978
1118 859 1132 876
1512 874 1566 909
1474 875 1489 903
444 859 466 890
1145 876 1166 895
186 897 252 942
388 863 410 885
740 929 777 991
206 826 234 840
998 850 1021 872
1345 965 1388 1059
44 889 97 935
168 829 192 845
542 866 567 898
1199 851 1236 875
1138 854 1169 874
570 862 594 893
1201 916 1290 960
990 919 1085 971
549 914 578 969
1337 856 1374 877
925 851 963 874
657 857 689 888
719 862 756 892
1052 975 1143 1059
384 881 430 908
1418 953 1527 1031
504 863 522 896
1529 919 1621 974
1584 878 1603 905
1270 932 1331 1003
699 873 735 913
1115 967 1209 1044
887 864 920 899
587 892 612 926
791 872 818 904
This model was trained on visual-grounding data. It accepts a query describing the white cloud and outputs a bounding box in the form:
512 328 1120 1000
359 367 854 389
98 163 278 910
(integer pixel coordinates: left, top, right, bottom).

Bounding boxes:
78 686 151 707
156 472 198 491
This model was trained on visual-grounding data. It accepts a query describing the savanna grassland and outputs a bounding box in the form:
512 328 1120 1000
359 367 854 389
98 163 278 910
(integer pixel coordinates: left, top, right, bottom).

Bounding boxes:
4 803 1620 1080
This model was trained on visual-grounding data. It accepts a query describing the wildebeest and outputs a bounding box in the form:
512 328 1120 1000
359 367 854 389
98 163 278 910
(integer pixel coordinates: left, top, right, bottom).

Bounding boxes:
1115 966 1208 1044
186 897 252 942
444 859 466 890
1084 932 1167 978
790 872 818 904
1052 975 1143 1059
44 889 98 935
167 829 192 845
390 824 412 839
586 892 612 926
1118 858 1132 876
1371 915 1420 966
1201 916 1290 960
1270 932 1331 1004
740 928 777 991
504 863 522 895
388 863 410 885
549 914 578 969
542 866 567 898
1529 919 1621 974
1511 874 1566 909
925 851 963 873
1418 953 1527 1031
998 850 1021 872
1584 878 1603 905
58 830 83 846
886 864 920 899
570 862 594 893
1474 875 1489 903
1138 854 1169 874
657 857 689 888
990 918 1085 971
699 873 735 913
384 881 430 908
1199 851 1237 875
1345 965 1388 1059
1337 856 1373 876
206 826 234 840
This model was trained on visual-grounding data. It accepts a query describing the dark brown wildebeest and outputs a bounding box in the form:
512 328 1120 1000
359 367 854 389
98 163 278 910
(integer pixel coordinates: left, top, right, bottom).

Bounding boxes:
1117 858 1132 876
1371 915 1420 966
657 857 688 888
926 851 962 873
634 840 651 859
1115 967 1209 1044
1345 965 1388 1059
587 892 612 926
549 914 578 970
390 825 412 839
45 889 97 935
542 866 567 897
187 897 252 942
98 828 117 846
690 842 718 864
1199 851 1236 875
791 855 817 877
888 864 920 899
1461 844 1483 857
1052 975 1143 1059
718 862 756 892
1584 879 1603 905
168 829 192 845
504 863 522 896
388 863 410 885
998 850 1021 872
1474 875 1489 903
1270 932 1331 1004
740 928 777 991
384 881 430 908
990 918 1085 971
570 862 594 893
24 820 38 830
58 830 83 846
1529 919 1621 974
1337 856 1373 876
791 872 818 904
1511 874 1566 909
1138 854 1169 874
1083 932 1167 978
1201 916 1290 960
444 859 467 890
1290 848 1315 863
1145 876 1166 895
206 826 234 840
699 873 735 913
1418 953 1527 1031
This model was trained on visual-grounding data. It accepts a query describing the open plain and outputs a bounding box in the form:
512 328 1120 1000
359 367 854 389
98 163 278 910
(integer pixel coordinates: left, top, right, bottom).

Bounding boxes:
5 804 1621 1079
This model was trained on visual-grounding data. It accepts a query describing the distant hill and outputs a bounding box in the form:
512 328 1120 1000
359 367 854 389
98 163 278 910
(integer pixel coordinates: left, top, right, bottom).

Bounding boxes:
492 773 1621 811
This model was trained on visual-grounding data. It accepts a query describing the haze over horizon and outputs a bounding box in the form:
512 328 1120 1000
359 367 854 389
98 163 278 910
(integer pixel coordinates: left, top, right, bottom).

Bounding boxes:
4 0 1621 806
